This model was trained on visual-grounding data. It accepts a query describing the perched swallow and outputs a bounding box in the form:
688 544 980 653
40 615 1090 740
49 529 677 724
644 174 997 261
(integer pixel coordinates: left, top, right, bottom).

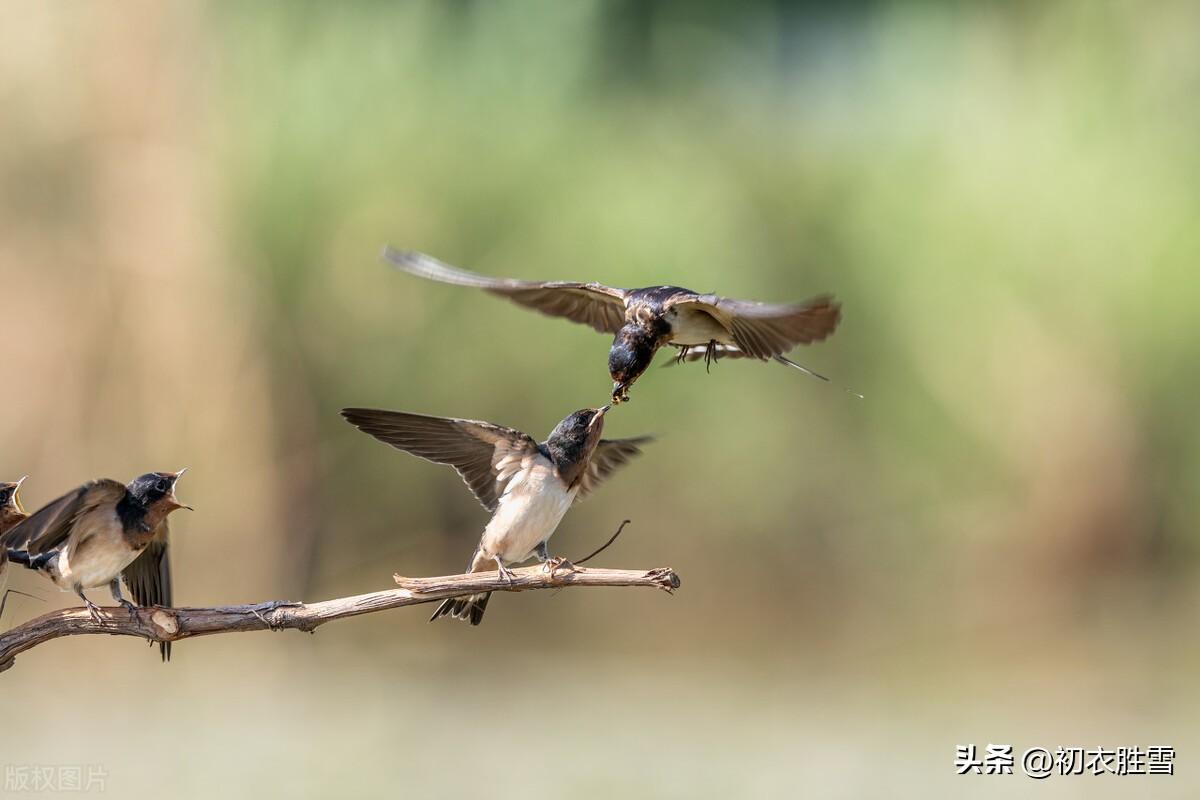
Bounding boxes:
383 247 841 403
2 471 190 660
342 405 650 625
0 477 30 618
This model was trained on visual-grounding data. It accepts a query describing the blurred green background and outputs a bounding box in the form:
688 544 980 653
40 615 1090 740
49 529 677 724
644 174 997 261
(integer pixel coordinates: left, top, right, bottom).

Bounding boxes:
2 0 1199 797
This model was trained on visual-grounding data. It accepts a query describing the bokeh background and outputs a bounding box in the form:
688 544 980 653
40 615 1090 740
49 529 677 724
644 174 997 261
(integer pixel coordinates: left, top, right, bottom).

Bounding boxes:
2 1 1198 797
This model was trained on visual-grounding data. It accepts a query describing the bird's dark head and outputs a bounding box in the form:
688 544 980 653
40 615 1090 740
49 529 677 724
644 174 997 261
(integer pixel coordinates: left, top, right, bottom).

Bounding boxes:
545 406 610 482
126 469 192 524
608 326 663 404
0 476 27 530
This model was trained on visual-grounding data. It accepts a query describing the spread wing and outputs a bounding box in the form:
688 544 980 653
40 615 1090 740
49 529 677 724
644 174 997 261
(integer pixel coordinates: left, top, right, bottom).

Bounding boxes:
665 293 841 360
342 408 540 512
383 247 629 334
123 526 172 661
2 479 127 554
577 436 653 501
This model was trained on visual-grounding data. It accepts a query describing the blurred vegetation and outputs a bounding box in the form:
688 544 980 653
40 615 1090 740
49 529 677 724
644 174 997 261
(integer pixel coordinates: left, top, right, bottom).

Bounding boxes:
2 1 1199 797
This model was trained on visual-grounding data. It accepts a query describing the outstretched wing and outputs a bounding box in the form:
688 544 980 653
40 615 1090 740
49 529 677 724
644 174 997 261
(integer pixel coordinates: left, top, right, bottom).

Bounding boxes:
383 247 629 334
2 479 127 554
577 436 653 501
665 293 840 360
123 525 172 661
342 408 541 512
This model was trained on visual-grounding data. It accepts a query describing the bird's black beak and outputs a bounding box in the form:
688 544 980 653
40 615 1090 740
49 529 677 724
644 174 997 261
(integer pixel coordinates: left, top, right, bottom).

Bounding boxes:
169 468 194 511
611 382 630 405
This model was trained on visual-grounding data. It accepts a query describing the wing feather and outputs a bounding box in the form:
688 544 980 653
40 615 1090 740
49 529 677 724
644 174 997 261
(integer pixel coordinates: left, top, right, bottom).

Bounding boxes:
3 479 127 554
666 294 840 360
383 247 628 334
123 528 172 660
577 436 653 501
342 408 539 512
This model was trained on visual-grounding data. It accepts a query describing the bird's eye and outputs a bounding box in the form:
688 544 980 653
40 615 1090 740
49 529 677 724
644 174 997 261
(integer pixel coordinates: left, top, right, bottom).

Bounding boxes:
155 479 170 493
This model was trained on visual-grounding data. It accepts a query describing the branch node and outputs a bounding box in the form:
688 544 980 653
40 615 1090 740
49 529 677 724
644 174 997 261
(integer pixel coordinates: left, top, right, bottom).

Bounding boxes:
646 567 681 593
150 609 179 636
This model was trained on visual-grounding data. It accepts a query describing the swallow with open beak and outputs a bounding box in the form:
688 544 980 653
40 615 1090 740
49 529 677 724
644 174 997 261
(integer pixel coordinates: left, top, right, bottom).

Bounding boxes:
383 247 841 404
2 470 190 660
0 477 31 618
0 477 28 536
342 405 650 625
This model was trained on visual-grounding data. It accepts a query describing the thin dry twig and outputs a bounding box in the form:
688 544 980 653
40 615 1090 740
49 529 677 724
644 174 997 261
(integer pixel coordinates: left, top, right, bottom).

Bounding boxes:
575 519 632 566
0 564 681 674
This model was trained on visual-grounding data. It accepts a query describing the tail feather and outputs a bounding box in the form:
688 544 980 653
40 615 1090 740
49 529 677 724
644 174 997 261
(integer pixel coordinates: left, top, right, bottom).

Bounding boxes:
772 354 830 382
430 592 491 626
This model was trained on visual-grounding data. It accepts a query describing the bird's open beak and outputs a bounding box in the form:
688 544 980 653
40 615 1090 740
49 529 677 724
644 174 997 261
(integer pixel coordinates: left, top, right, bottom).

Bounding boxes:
589 405 611 429
170 468 194 511
12 476 27 512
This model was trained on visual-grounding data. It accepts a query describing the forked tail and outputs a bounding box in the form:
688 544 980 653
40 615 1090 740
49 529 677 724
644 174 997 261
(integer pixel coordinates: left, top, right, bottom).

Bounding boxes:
429 592 491 626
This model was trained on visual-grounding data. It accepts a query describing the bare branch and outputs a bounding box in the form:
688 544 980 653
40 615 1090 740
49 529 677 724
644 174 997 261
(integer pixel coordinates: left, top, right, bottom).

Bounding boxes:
0 564 681 673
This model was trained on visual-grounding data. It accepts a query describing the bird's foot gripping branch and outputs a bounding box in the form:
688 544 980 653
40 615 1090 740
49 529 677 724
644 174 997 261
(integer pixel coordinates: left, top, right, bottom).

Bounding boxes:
0 564 680 673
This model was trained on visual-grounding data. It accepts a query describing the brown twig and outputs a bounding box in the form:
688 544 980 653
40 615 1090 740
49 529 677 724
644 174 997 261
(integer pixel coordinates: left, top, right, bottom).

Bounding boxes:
0 564 681 674
0 589 42 620
575 519 632 566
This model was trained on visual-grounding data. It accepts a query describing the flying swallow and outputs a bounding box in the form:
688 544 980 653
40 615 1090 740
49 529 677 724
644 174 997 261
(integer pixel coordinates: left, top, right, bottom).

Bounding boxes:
382 247 841 404
2 470 190 660
0 477 30 619
342 405 650 625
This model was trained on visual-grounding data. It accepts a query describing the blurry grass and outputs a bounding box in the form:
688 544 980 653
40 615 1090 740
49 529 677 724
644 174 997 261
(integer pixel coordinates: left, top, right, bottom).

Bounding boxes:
201 0 1200 596
2 1 1200 795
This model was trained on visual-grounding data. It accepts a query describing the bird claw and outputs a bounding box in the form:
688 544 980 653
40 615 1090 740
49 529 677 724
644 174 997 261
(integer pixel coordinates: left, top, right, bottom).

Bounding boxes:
119 600 139 621
495 562 518 587
84 600 103 625
251 600 302 632
543 557 578 578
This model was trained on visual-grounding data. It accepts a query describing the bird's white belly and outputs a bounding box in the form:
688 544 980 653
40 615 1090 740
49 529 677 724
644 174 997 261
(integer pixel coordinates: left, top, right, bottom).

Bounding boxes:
480 462 576 564
53 514 139 590
667 306 733 346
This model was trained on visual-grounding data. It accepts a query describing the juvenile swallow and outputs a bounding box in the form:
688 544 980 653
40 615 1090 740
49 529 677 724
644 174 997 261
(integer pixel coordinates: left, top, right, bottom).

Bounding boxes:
383 247 841 403
2 471 190 660
0 477 30 618
342 405 650 625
